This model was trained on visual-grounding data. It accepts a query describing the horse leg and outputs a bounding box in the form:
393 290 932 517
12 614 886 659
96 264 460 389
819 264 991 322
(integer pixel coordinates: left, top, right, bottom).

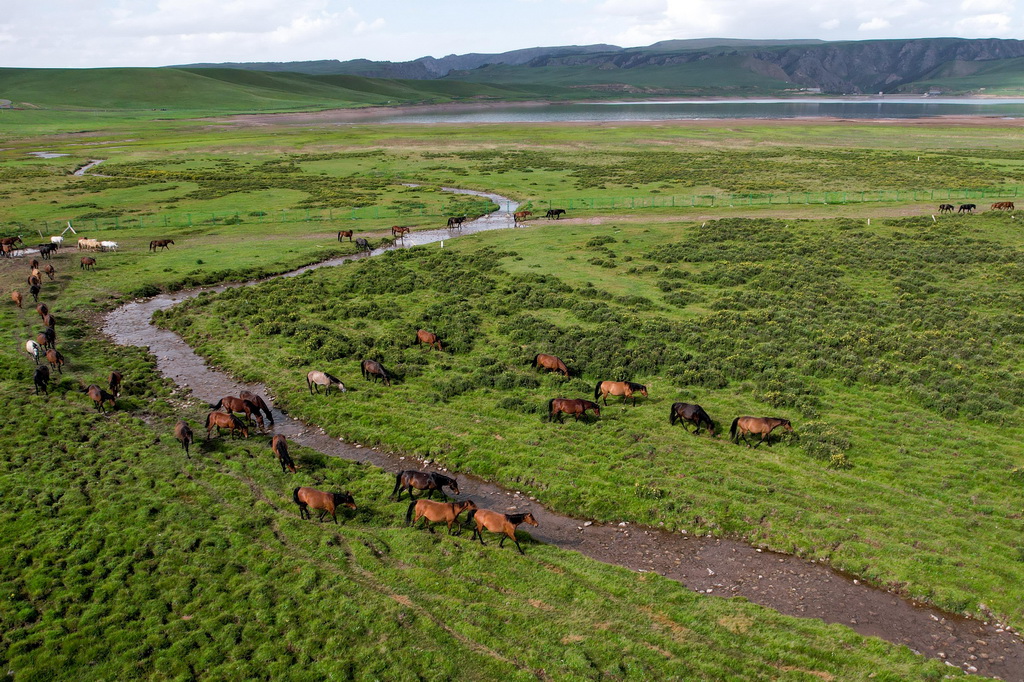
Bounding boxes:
511 533 525 555
473 526 485 545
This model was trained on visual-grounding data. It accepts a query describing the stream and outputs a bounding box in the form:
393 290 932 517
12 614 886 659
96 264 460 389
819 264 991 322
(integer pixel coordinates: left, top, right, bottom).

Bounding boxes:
103 189 1023 680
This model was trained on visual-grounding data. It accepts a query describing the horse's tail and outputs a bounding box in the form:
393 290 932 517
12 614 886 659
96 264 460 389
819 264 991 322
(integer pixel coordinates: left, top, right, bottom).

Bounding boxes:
465 508 478 526
205 412 213 429
391 471 404 498
729 417 740 442
292 487 302 507
547 398 555 418
212 398 223 410
529 354 538 367
669 405 678 426
405 500 418 526
594 381 602 400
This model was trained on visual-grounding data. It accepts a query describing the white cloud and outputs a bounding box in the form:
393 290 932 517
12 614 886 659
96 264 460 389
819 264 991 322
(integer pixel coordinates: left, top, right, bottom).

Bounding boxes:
354 18 386 35
858 17 891 31
960 0 1012 12
820 19 840 30
955 12 1013 35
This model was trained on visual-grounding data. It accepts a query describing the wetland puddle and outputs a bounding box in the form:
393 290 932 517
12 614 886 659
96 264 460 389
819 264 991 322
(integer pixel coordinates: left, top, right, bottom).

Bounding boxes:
103 190 1023 680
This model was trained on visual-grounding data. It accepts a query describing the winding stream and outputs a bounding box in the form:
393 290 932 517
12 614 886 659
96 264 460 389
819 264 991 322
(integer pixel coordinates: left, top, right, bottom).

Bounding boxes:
103 189 1023 680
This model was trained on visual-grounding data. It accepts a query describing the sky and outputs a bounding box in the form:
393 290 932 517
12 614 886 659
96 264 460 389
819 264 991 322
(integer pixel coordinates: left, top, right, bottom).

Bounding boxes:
1 0 1022 69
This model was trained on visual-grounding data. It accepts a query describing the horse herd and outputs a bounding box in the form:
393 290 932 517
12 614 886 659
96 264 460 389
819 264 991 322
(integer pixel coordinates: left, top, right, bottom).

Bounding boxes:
938 202 1014 214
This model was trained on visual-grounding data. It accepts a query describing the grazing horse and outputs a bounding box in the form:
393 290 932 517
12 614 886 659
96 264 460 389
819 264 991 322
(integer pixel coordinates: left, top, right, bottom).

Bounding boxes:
446 216 466 229
174 420 194 458
239 390 274 424
337 230 353 242
406 499 477 535
307 370 346 395
361 359 391 386
25 340 42 364
80 257 96 270
513 210 532 225
594 380 648 406
45 349 65 374
992 201 1015 211
730 416 794 448
205 411 249 440
669 402 716 436
355 237 372 254
108 371 122 398
391 226 411 240
414 329 443 352
213 395 265 430
467 509 539 555
149 239 174 251
938 204 954 213
548 398 601 423
531 353 570 378
33 366 49 395
11 291 22 308
271 434 297 473
294 487 356 523
87 384 116 413
958 203 976 214
545 208 566 219
391 471 460 502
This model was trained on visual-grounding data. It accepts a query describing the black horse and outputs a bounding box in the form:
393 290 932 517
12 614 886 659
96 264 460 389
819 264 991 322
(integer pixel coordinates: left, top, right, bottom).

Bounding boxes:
958 203 976 214
361 358 391 386
390 470 460 502
446 216 466 229
545 208 566 219
938 204 954 213
669 402 716 436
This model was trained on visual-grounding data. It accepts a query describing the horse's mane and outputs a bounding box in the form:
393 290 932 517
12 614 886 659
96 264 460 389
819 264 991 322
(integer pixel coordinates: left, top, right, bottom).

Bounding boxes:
324 372 342 384
505 513 530 524
431 472 455 485
626 382 646 391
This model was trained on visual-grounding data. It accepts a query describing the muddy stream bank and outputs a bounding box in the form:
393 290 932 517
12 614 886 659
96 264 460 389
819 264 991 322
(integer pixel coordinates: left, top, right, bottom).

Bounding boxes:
103 190 1023 680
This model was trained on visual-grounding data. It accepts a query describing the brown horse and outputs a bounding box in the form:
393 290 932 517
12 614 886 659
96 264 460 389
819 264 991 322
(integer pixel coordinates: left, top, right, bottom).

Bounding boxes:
307 370 346 395
213 395 265 430
414 329 443 352
467 509 539 555
272 434 298 473
730 416 794 448
992 201 1015 211
45 349 65 374
337 230 353 242
360 359 391 386
43 264 55 281
11 291 22 308
205 410 249 440
87 384 116 413
35 303 48 319
390 471 459 502
391 226 411 240
239 390 274 424
42 313 56 329
27 274 41 288
174 420 194 458
513 210 532 225
33 366 49 395
594 380 648 406
294 487 356 523
108 371 122 397
36 329 55 351
149 239 174 251
406 498 477 535
548 398 601 423
80 257 96 270
669 402 716 436
531 353 570 377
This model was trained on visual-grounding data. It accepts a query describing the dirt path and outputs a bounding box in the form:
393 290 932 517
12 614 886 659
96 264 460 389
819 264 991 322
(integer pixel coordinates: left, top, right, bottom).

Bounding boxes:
103 195 1024 680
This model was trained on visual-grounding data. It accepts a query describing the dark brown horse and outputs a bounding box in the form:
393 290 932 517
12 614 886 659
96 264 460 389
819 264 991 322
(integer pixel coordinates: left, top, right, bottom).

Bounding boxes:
406 499 477 535
669 402 716 436
239 390 274 424
293 487 356 524
414 329 443 352
205 410 249 440
174 420 194 458
36 329 55 351
548 398 601 423
36 302 48 319
272 434 297 473
531 353 570 378
361 359 391 386
149 239 174 251
29 285 40 303
87 384 116 412
42 313 56 329
594 380 648 406
730 416 794 448
391 471 460 502
108 371 122 398
337 230 353 242
45 349 65 374
467 509 539 555
43 264 55 281
213 395 265 430
80 257 96 270
33 366 49 395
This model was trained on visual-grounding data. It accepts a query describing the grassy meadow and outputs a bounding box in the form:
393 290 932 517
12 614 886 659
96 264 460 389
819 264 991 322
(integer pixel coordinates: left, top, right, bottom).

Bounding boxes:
3 113 1023 679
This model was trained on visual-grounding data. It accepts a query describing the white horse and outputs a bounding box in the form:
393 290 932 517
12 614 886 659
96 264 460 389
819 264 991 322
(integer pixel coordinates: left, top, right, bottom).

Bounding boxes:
25 340 41 364
100 241 119 252
50 236 64 247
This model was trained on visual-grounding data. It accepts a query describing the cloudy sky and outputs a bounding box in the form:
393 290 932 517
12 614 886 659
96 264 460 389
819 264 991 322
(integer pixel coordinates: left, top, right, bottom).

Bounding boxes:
2 0 1021 68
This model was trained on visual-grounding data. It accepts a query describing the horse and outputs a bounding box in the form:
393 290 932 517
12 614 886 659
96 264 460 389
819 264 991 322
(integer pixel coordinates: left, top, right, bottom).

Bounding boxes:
545 208 566 219
108 371 122 397
33 366 49 395
213 395 265 430
100 241 118 252
149 239 174 251
294 487 356 524
391 226 411 240
174 420 194 458
86 384 116 413
337 230 353 242
958 203 976 214
355 237 372 254
272 434 298 473
360 359 391 386
406 498 477 535
239 390 274 424
27 274 41 288
414 329 443 352
0 236 23 248
11 291 22 308
531 353 570 378
513 210 532 225
669 402 716 436
938 204 954 213
50 236 63 248
42 313 56 329
730 416 794 448
548 398 601 423
45 349 65 374
80 257 96 270
37 329 56 351
25 340 42 364
29 259 39 270
36 302 48 319
307 370 346 395
36 244 56 260
446 216 466 229
992 201 1015 211
390 471 460 502
467 509 539 555
43 264 55 281
205 410 249 440
29 285 40 303
594 380 648 406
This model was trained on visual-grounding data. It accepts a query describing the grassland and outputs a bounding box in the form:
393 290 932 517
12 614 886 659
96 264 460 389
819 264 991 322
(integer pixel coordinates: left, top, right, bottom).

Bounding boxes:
3 113 1022 679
